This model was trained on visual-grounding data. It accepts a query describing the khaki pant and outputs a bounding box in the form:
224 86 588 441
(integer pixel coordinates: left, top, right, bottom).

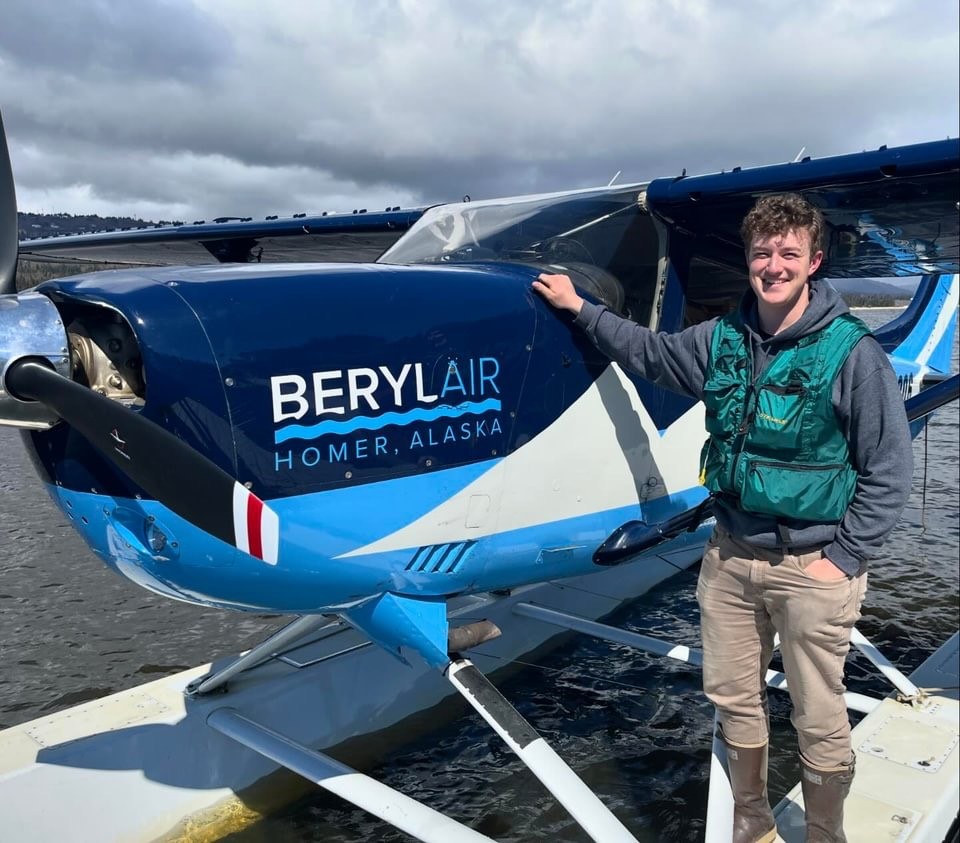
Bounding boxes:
697 526 868 770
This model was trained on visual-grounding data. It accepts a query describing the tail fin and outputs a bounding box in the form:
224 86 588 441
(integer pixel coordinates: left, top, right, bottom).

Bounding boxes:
875 273 958 383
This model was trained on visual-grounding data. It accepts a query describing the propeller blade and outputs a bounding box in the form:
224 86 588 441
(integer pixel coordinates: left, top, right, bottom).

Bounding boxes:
5 358 278 564
1 110 19 295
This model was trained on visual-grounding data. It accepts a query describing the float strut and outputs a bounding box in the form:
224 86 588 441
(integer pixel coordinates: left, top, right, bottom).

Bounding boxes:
851 627 923 702
186 614 337 696
445 657 637 843
207 708 494 843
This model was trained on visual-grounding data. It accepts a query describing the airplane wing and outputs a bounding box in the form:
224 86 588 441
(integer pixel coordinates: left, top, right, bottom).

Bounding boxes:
20 140 958 276
644 138 960 278
17 207 430 266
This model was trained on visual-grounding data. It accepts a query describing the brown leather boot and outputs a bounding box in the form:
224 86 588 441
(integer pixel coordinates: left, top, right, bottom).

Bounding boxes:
800 755 856 843
722 731 777 843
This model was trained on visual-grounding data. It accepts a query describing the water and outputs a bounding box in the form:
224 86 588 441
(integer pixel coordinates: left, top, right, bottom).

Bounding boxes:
0 443 285 725
0 309 956 841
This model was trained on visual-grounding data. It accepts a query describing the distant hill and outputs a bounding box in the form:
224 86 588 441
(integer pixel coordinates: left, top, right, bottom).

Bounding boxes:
18 211 177 240
827 276 919 299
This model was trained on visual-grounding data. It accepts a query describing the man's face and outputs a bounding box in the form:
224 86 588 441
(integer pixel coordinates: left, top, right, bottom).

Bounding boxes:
747 228 823 313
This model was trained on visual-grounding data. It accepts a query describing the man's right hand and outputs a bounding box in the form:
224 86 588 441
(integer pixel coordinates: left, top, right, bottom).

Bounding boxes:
532 273 584 316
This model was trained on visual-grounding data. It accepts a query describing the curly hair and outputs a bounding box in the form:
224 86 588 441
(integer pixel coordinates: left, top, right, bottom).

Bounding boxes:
740 193 824 255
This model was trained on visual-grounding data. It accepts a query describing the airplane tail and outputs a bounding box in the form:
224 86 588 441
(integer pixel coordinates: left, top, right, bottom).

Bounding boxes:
874 273 959 383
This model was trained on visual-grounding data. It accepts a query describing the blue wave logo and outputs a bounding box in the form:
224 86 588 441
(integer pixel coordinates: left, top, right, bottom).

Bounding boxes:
274 399 502 444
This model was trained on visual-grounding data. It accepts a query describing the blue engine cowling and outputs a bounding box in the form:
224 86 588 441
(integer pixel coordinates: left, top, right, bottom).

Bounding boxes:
31 262 541 494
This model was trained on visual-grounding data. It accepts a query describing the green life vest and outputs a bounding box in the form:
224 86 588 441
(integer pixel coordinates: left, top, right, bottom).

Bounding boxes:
700 311 871 523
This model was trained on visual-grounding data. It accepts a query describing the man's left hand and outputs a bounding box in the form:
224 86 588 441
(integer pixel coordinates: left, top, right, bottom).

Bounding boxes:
806 555 847 580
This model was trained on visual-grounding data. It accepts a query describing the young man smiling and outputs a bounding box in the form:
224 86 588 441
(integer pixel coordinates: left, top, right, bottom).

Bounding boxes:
533 193 913 843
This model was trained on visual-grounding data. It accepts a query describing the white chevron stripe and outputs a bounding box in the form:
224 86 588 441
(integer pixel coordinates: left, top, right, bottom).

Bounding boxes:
339 364 704 557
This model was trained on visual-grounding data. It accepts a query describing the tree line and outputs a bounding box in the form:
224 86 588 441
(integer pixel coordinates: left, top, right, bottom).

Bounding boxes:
18 211 177 240
15 260 127 292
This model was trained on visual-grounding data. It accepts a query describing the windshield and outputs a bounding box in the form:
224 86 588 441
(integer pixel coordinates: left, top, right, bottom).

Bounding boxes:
379 184 647 268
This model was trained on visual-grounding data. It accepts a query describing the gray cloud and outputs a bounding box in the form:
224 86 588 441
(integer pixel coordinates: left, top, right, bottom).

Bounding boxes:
0 0 231 82
2 0 957 221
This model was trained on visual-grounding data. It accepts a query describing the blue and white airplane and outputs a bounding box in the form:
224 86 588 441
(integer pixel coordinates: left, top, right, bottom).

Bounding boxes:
1 112 957 839
3 119 958 654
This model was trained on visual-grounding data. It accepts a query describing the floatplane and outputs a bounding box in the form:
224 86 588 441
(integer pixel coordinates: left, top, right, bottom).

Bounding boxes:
1 107 958 842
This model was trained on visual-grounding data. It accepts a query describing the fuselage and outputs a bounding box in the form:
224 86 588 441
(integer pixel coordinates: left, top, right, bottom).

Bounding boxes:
11 161 959 615
23 258 706 612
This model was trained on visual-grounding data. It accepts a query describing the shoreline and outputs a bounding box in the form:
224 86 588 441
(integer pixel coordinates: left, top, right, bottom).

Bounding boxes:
849 304 909 311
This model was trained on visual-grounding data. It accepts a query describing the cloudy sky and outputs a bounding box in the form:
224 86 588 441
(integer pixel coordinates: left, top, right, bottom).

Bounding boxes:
2 0 958 223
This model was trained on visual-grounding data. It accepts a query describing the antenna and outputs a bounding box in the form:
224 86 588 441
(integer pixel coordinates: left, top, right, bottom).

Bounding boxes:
607 170 621 187
792 146 807 163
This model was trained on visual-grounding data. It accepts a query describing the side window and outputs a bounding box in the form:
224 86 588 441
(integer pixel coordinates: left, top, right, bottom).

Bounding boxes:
683 258 745 327
599 213 661 325
543 210 663 326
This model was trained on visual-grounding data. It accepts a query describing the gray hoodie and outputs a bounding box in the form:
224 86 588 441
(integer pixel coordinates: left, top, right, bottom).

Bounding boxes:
574 277 913 576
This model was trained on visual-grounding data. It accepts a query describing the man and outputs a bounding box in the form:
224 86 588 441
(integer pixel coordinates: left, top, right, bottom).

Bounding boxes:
533 193 912 843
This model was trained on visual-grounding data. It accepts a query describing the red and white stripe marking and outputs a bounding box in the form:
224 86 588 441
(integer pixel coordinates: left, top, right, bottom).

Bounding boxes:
232 483 279 565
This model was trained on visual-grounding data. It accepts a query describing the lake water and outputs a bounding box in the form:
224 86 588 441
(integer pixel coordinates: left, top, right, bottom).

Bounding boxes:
0 308 956 841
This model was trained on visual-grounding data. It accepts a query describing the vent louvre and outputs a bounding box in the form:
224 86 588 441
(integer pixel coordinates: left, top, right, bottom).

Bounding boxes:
404 540 476 574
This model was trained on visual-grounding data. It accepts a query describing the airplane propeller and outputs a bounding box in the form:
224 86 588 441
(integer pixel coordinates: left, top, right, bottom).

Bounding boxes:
1 111 19 294
4 358 279 565
1 109 277 564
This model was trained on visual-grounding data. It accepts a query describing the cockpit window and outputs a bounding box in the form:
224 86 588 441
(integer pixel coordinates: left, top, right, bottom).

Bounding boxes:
380 186 642 266
379 184 663 324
